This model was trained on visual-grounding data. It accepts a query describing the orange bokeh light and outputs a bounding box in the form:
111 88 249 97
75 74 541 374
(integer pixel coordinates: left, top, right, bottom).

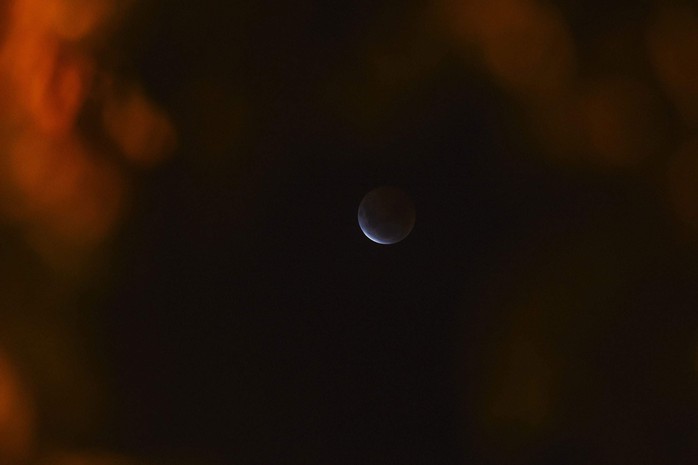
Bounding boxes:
0 0 175 260
578 77 663 168
446 0 576 98
647 5 698 127
0 349 35 463
102 85 177 168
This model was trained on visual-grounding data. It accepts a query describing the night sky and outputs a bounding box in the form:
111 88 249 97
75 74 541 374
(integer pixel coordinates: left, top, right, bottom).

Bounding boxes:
72 1 698 463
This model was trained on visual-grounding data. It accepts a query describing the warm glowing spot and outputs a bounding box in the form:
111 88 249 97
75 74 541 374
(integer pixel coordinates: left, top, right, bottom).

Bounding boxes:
28 52 91 137
8 0 112 41
1 4 94 136
447 0 576 97
0 0 170 256
647 6 698 126
8 134 123 244
10 135 84 213
103 87 177 167
485 331 552 429
578 78 662 167
48 159 123 244
0 350 35 463
48 0 114 41
476 304 556 462
1 33 57 120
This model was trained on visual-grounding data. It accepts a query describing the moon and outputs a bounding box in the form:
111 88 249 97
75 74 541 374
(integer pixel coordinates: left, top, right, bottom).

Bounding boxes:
358 186 415 245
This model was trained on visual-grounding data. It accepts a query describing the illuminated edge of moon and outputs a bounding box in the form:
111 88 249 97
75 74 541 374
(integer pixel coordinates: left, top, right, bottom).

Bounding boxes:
358 217 414 245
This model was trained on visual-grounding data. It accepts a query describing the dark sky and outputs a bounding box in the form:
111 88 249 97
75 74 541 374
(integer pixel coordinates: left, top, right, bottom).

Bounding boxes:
98 1 698 464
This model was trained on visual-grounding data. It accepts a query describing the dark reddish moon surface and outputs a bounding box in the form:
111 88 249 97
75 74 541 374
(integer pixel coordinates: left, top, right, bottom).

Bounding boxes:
357 186 415 245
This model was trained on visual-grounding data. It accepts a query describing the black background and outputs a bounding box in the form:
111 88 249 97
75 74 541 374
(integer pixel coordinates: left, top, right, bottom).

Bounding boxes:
95 1 698 463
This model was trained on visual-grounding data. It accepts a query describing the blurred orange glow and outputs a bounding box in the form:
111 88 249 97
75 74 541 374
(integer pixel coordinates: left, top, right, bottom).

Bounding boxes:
447 0 576 98
488 338 552 428
0 349 35 463
647 5 698 126
483 309 553 430
44 0 113 41
5 132 124 247
8 0 112 42
475 303 556 463
1 1 95 137
0 0 175 262
578 77 663 167
102 85 177 167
